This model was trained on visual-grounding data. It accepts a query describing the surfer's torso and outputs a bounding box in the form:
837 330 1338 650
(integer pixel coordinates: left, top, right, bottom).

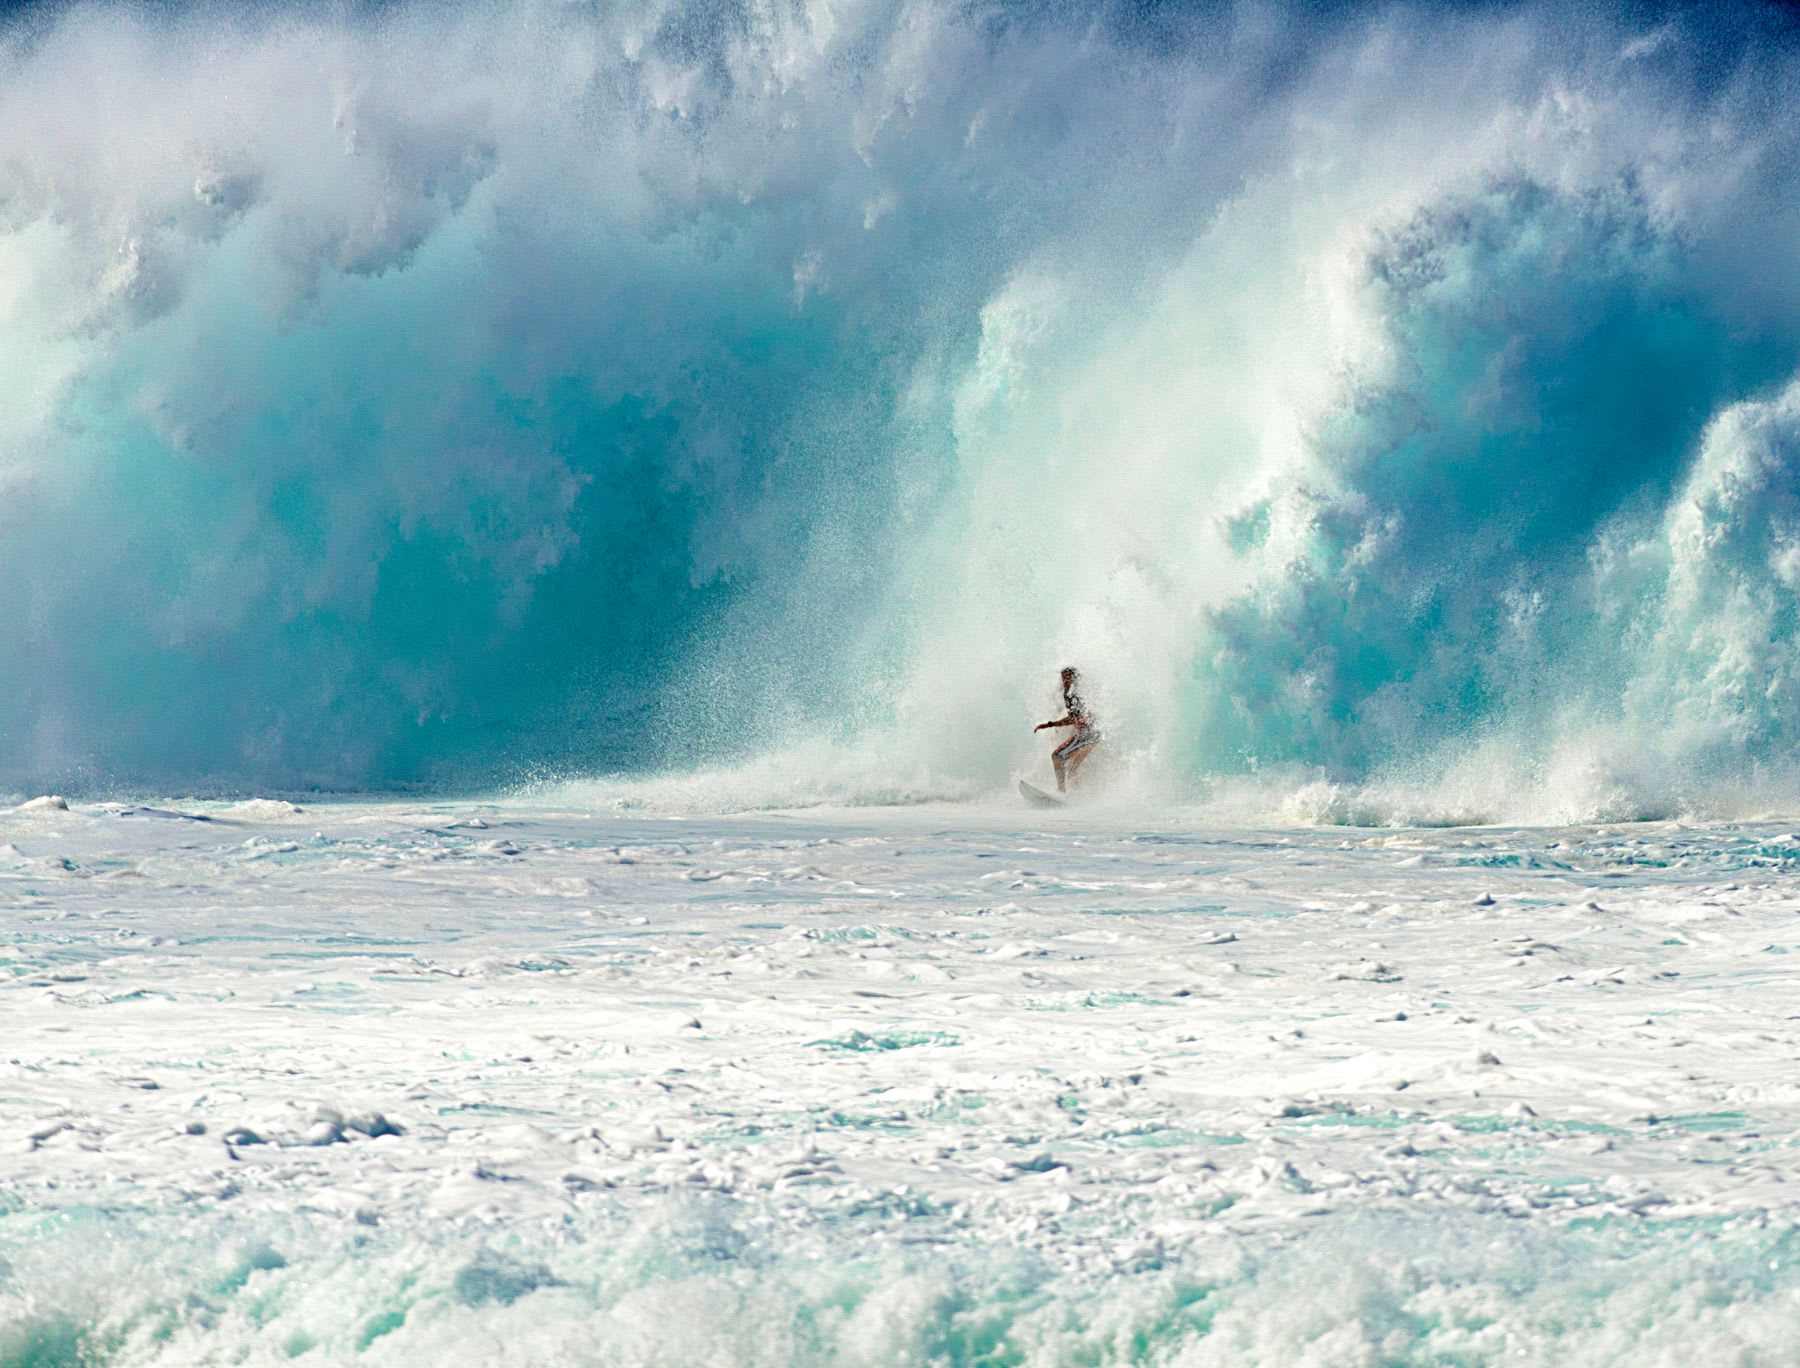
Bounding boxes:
1060 686 1098 750
1064 686 1094 730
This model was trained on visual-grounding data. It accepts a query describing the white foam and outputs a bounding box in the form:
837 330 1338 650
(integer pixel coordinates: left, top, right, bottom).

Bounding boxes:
3 797 1799 1360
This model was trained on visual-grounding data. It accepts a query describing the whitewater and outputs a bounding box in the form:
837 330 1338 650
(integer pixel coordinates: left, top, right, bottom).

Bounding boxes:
8 797 1800 1364
7 0 1800 1362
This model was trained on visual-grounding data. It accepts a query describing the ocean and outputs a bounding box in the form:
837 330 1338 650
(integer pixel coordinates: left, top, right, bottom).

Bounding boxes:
5 0 1800 1361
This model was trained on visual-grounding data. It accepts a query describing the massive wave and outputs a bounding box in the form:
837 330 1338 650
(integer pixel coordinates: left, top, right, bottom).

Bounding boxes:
5 0 1800 818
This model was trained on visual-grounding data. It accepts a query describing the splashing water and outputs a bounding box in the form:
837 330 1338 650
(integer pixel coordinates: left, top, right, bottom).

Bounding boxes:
5 1 1800 821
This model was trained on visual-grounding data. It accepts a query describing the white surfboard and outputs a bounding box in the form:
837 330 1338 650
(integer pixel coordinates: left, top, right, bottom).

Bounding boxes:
1018 779 1064 807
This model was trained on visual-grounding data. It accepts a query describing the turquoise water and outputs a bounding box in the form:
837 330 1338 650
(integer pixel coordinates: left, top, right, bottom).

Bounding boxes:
3 2 1800 825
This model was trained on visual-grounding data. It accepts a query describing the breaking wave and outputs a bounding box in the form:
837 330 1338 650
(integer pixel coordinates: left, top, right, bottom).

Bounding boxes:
6 0 1800 820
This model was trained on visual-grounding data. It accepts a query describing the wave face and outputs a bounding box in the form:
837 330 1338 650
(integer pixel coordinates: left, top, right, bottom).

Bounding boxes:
5 1 1800 813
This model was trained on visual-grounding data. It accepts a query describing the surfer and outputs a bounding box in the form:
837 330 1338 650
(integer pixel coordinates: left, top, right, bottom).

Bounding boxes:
1034 666 1100 792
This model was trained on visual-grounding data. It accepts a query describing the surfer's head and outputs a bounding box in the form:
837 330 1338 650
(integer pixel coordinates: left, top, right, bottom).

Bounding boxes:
1060 666 1077 686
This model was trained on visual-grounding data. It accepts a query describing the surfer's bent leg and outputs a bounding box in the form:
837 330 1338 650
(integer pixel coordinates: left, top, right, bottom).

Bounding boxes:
1052 728 1098 792
1065 733 1098 785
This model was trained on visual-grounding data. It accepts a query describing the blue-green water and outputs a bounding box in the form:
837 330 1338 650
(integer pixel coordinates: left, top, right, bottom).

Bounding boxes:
4 1 1800 827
